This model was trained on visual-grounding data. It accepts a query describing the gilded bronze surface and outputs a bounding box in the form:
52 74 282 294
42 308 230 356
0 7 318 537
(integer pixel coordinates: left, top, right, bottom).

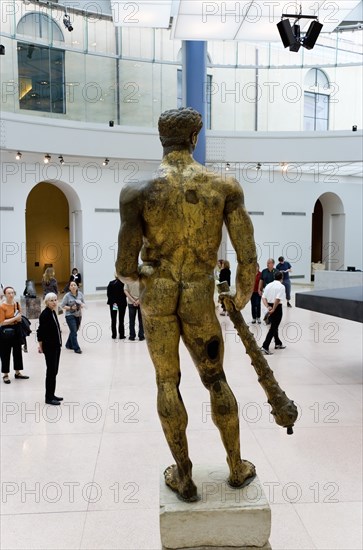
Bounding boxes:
116 107 262 502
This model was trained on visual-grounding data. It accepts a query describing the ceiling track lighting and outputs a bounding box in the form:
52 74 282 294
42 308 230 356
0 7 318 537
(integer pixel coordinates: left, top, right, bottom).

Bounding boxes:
103 158 109 166
59 155 65 165
16 151 22 160
277 10 323 52
256 163 261 171
44 154 51 164
225 162 230 171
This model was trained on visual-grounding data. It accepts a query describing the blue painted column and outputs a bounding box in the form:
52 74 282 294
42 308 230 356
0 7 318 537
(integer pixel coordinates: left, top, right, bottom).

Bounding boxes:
182 41 207 165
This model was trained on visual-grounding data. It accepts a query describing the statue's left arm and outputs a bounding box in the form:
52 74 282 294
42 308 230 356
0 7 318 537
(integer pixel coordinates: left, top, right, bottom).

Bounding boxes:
224 179 257 310
116 185 143 283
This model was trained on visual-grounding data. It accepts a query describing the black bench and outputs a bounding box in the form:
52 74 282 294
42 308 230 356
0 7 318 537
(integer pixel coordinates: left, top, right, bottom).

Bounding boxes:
295 285 363 323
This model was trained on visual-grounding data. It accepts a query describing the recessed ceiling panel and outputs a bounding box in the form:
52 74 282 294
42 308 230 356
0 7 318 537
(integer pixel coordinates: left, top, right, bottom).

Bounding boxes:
235 17 283 41
255 1 325 18
111 1 173 28
174 14 241 40
178 0 253 16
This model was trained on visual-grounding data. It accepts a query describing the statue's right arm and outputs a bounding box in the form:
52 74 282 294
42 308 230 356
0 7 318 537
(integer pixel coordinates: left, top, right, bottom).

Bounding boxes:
116 185 143 283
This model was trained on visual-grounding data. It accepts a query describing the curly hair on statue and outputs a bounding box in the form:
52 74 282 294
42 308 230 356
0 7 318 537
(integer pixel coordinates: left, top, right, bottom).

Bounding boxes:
158 107 203 148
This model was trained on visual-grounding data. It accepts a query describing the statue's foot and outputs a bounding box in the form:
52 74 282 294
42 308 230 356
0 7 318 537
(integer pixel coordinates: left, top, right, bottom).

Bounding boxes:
227 459 256 489
164 465 200 502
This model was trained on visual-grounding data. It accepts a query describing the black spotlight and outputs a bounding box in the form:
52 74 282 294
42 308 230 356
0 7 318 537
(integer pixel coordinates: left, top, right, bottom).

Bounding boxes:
0 45 5 55
277 19 296 48
352 125 358 131
109 120 114 127
277 13 323 53
290 24 301 52
63 14 73 32
303 20 323 50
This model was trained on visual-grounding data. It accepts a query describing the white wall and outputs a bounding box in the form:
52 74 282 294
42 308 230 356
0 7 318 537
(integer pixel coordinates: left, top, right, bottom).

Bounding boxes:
325 66 363 131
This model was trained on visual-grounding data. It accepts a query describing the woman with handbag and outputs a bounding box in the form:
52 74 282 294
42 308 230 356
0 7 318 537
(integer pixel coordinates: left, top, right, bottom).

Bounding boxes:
61 281 85 354
0 286 30 384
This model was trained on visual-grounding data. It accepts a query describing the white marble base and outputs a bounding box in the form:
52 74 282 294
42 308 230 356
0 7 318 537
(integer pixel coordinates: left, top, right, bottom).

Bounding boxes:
160 465 271 550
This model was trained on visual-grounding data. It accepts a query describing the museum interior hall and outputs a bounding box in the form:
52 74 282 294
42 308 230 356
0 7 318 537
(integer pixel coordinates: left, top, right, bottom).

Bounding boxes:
0 1 362 550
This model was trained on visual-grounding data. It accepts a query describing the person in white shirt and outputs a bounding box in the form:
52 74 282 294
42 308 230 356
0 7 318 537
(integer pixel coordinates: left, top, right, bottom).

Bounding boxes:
260 271 286 355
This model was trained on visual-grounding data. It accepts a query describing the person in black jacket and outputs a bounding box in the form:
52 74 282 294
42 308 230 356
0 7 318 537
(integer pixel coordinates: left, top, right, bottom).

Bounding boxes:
37 293 63 405
219 260 231 316
106 275 127 340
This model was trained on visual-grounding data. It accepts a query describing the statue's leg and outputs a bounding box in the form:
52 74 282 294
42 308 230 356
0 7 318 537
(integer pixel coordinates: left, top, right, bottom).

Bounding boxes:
178 279 256 488
140 275 198 502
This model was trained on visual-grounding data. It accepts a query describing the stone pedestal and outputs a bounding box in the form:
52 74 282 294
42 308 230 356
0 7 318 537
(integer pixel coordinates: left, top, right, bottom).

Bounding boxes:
160 465 271 550
20 296 41 319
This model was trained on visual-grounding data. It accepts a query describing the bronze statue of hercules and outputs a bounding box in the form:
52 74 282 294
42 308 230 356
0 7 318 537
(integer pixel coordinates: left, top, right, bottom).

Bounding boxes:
116 107 257 502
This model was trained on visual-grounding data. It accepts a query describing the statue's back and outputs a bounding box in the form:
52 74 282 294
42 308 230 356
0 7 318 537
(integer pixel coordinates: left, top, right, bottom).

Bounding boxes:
140 159 228 277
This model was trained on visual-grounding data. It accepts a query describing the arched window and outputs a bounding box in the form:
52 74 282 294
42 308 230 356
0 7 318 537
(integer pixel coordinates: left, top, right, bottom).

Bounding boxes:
304 68 330 131
17 13 64 42
17 13 65 113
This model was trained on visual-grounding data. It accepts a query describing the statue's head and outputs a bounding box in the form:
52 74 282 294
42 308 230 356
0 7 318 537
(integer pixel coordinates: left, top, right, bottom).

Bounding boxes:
158 107 203 151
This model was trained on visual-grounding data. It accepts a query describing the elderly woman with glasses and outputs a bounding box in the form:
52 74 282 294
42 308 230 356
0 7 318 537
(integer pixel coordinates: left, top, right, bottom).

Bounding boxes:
37 293 63 405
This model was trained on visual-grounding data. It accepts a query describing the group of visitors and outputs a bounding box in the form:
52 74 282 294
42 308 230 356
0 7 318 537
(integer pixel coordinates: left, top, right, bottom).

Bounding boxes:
0 268 84 406
1 255 291 404
215 256 293 355
252 256 292 355
106 276 144 342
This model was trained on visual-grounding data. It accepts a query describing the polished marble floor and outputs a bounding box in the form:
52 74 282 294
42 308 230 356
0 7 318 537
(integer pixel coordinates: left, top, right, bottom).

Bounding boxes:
1 289 362 550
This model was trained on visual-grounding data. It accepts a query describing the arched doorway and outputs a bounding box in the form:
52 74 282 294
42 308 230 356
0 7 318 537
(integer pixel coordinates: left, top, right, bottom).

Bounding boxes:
25 182 82 288
311 193 345 272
